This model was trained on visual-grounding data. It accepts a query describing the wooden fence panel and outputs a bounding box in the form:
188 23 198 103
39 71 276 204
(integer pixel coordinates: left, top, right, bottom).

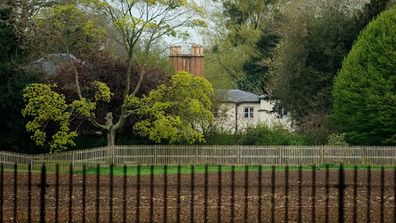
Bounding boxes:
0 151 31 170
2 145 396 171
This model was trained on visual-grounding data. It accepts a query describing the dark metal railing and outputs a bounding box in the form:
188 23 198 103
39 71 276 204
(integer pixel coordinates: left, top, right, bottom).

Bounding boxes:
0 163 395 222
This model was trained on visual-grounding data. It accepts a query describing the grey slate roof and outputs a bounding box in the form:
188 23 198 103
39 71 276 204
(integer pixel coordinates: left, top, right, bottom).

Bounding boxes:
216 89 260 103
32 53 82 75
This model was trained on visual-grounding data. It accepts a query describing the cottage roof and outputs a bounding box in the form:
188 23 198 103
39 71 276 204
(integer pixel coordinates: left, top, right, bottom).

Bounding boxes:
32 53 82 75
216 89 260 103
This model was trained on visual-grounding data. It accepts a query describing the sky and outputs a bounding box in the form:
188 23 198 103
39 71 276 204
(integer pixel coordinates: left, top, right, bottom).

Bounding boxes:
162 0 221 54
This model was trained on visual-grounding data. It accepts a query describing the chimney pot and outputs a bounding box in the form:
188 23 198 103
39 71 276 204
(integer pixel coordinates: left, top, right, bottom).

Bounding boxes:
169 44 204 77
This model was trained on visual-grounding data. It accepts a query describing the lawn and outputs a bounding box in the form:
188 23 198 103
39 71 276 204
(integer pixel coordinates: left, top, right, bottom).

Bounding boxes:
82 164 396 176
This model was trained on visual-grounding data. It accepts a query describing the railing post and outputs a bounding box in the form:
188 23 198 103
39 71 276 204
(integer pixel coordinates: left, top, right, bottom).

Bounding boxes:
362 147 366 165
40 163 47 223
338 164 345 223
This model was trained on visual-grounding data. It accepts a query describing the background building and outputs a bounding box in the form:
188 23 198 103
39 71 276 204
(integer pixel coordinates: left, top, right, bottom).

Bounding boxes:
214 89 292 132
168 45 292 132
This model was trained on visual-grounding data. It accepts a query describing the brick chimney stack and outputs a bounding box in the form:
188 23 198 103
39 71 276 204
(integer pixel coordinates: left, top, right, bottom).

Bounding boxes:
169 44 204 77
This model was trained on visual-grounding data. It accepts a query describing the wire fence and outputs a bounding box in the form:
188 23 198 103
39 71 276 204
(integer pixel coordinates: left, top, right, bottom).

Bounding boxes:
1 145 396 171
1 163 396 222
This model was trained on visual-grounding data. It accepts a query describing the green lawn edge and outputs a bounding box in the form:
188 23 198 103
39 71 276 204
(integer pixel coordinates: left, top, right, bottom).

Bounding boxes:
78 164 396 176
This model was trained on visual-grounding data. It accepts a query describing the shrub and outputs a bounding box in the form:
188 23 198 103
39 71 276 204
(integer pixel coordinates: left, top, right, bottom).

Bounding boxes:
204 128 239 145
240 124 307 145
327 133 349 146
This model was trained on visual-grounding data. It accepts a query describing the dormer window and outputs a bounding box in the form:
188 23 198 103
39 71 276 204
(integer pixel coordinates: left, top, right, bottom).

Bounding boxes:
244 107 254 118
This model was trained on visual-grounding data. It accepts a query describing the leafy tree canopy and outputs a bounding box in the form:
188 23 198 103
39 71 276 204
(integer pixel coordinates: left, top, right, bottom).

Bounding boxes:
22 71 214 151
269 0 392 143
331 7 396 145
22 0 206 150
204 0 279 90
32 2 106 59
131 71 214 144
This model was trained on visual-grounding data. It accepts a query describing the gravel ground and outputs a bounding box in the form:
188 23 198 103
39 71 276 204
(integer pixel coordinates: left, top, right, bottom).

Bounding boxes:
1 169 396 222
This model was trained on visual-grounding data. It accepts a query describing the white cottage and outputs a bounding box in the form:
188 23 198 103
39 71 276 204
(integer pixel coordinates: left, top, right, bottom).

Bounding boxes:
214 89 292 133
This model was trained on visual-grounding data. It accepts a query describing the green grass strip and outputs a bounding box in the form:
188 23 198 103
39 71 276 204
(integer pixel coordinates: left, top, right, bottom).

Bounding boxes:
3 163 396 174
79 164 396 176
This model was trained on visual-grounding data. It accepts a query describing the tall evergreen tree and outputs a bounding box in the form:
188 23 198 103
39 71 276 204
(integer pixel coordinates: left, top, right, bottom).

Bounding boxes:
332 7 396 145
240 25 279 94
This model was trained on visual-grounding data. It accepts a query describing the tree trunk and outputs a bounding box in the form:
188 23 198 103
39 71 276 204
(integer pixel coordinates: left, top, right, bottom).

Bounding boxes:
107 129 116 164
107 129 116 147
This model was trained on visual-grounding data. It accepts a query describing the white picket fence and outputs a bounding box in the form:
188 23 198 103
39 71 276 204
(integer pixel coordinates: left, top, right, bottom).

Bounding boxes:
1 145 396 171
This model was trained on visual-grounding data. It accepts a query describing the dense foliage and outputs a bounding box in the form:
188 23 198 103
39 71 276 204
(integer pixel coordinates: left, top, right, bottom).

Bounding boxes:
22 84 77 151
204 0 275 91
332 7 396 145
22 71 214 151
20 0 206 150
2 0 396 152
270 0 362 142
268 0 395 143
204 124 310 146
0 4 39 152
240 26 279 94
132 72 214 144
241 124 308 146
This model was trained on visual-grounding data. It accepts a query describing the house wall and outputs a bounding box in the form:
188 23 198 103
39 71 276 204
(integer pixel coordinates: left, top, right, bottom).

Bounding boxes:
258 100 292 129
215 100 292 133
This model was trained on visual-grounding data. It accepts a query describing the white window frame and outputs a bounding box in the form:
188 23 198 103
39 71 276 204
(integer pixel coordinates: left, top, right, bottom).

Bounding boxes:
244 106 254 119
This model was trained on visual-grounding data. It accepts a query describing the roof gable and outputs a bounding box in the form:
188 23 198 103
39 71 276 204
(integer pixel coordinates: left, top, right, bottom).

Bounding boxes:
216 89 260 103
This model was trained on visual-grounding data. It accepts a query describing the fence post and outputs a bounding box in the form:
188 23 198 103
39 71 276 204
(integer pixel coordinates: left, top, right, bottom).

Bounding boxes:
237 146 241 166
362 147 366 165
279 147 283 166
154 145 157 165
195 145 199 164
30 156 33 171
320 146 324 165
72 151 75 169
112 146 115 165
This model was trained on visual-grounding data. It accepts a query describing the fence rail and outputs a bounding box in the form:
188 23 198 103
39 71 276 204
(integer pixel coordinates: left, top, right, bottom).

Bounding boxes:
1 145 396 171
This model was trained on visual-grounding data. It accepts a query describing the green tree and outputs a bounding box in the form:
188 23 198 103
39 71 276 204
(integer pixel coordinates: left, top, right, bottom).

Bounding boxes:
204 0 279 90
356 0 395 27
0 3 39 152
270 0 371 143
22 0 206 151
22 71 214 151
241 25 279 94
31 2 106 59
331 7 396 145
132 71 214 144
